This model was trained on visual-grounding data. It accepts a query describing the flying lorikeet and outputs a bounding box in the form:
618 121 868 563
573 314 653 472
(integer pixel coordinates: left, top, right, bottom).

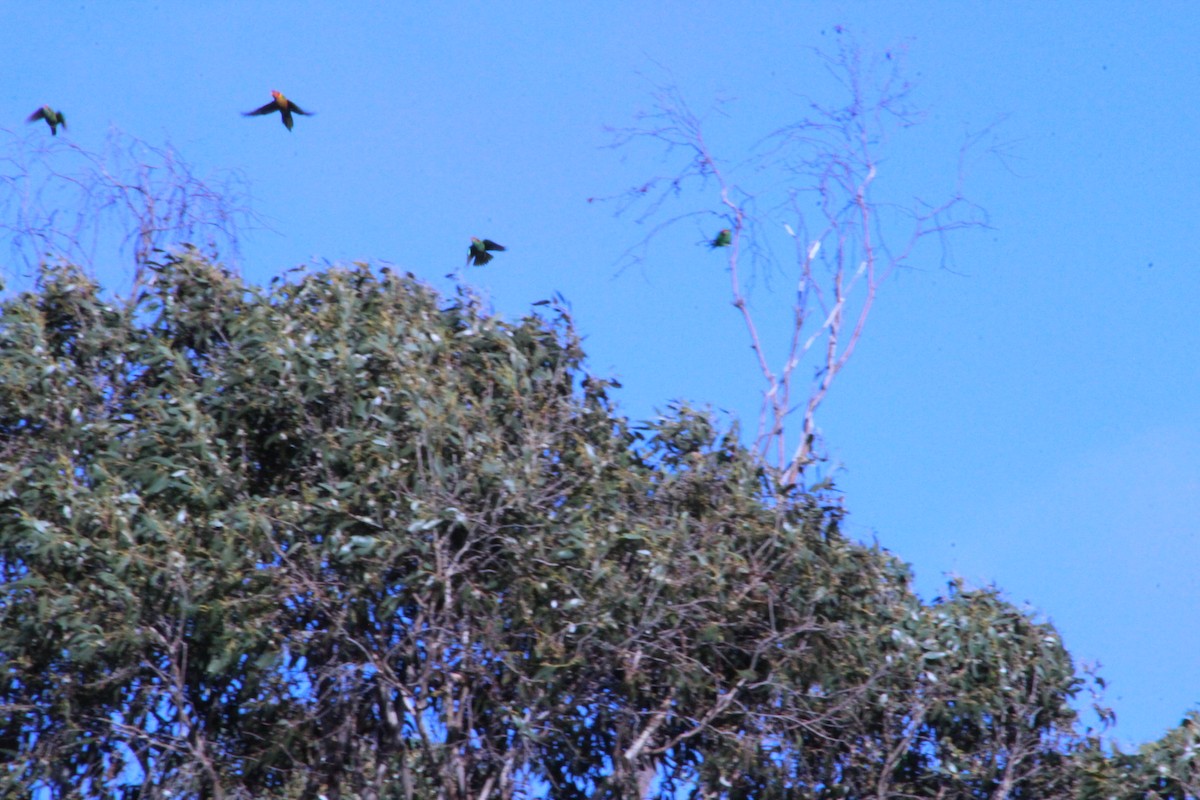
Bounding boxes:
468 237 506 266
710 228 732 249
27 105 66 135
243 90 312 131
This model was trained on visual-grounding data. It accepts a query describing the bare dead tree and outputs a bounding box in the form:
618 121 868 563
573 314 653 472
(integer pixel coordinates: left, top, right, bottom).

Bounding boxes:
607 33 990 492
0 126 261 296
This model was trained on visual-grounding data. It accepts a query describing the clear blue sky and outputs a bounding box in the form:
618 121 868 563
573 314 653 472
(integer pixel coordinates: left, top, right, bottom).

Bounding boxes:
5 1 1198 747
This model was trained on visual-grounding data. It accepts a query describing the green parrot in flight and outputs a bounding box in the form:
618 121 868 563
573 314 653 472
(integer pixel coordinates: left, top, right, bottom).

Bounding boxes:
468 237 506 266
27 105 66 135
243 90 313 131
710 228 732 249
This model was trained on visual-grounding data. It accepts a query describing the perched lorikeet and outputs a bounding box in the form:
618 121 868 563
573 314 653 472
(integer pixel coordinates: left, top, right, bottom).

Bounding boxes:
27 105 66 135
710 228 732 249
468 237 506 266
243 90 312 131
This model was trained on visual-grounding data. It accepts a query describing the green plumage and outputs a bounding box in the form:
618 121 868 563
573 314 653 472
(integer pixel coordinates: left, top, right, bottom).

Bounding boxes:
468 237 506 266
27 105 66 135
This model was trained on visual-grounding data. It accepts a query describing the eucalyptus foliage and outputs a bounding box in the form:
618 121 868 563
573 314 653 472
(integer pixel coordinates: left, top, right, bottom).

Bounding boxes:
0 254 1158 799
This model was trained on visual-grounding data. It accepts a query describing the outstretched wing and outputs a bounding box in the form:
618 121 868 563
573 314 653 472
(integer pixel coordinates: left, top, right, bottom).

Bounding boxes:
27 107 48 123
243 100 280 117
287 101 313 116
481 239 506 252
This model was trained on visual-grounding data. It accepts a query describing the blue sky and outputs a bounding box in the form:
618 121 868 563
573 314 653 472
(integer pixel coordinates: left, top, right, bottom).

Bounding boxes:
4 2 1198 747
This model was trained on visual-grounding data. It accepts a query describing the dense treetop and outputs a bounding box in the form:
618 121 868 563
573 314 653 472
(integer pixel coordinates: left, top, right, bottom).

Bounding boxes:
0 254 1196 799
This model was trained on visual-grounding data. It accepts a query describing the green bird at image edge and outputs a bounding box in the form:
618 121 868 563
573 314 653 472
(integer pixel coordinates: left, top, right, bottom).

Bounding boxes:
27 105 66 135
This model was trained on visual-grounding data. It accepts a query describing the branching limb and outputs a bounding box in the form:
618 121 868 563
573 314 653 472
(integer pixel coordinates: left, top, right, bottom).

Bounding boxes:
606 33 988 492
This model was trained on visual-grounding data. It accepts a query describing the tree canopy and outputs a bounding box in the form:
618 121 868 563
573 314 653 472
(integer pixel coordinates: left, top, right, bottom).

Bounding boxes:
0 254 1195 799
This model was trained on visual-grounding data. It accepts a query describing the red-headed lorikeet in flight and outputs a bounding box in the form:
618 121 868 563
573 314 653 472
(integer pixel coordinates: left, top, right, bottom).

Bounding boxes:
243 90 312 131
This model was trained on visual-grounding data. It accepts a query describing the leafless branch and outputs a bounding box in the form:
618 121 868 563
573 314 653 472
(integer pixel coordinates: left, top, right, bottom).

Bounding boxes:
606 32 989 492
0 126 263 297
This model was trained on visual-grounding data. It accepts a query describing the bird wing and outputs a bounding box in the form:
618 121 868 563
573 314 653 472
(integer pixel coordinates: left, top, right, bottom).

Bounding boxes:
481 240 506 251
288 101 313 116
27 107 48 123
243 100 281 116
